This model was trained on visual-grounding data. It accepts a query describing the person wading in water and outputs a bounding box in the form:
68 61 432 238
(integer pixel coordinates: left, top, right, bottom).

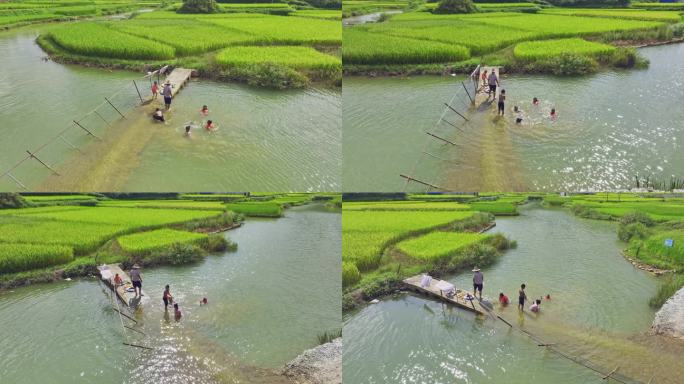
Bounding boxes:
163 285 173 311
518 283 528 311
130 264 143 298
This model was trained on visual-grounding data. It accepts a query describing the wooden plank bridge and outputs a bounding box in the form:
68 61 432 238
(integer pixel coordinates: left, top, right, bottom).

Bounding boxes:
473 65 502 109
403 274 488 316
163 68 193 98
98 264 144 308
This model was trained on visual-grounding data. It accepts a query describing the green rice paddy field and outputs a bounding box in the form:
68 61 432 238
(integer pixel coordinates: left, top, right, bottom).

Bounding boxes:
0 1 342 86
0 0 162 28
342 193 684 295
343 7 683 69
42 12 340 58
0 193 329 282
341 195 520 289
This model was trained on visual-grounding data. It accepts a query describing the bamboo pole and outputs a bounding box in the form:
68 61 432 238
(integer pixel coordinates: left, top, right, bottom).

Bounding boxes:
72 120 101 140
425 131 456 145
26 150 59 175
105 97 125 119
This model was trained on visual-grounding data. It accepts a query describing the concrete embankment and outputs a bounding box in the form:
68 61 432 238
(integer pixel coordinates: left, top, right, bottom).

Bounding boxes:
652 287 684 339
280 338 342 384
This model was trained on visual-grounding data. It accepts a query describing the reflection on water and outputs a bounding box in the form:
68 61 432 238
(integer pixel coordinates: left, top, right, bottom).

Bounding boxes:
343 44 684 191
343 204 684 383
0 27 341 191
0 206 340 383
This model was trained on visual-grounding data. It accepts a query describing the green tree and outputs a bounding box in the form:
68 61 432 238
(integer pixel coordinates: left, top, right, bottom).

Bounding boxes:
178 0 219 14
434 0 477 14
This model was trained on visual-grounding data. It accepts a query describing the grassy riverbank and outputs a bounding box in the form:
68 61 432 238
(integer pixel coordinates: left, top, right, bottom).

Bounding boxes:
544 192 684 308
0 192 337 288
0 0 163 30
32 7 341 88
343 6 684 76
342 194 519 310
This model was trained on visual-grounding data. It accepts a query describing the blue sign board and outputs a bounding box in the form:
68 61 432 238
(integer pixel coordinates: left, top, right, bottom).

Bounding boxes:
665 239 674 248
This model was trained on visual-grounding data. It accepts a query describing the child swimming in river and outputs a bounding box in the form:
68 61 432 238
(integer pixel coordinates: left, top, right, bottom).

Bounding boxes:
533 97 540 106
514 106 523 124
200 105 209 116
530 299 541 313
205 120 217 132
550 108 558 121
152 108 164 123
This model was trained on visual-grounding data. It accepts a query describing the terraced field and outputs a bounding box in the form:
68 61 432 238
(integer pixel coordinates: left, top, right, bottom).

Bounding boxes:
0 202 225 275
117 228 208 255
395 231 487 262
344 9 676 68
27 5 342 85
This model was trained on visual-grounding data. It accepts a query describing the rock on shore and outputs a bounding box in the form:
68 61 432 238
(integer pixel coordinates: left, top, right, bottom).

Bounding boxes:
653 287 684 339
280 338 342 384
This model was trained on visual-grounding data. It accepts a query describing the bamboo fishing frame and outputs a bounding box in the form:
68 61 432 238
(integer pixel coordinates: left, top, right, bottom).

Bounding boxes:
0 65 168 190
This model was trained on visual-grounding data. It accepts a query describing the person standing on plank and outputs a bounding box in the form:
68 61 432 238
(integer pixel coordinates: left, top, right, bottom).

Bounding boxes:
162 81 173 111
472 267 484 300
488 69 499 100
130 264 143 298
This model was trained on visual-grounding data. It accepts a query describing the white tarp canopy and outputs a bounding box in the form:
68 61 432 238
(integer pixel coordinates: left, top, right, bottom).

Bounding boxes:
435 280 455 295
100 267 112 280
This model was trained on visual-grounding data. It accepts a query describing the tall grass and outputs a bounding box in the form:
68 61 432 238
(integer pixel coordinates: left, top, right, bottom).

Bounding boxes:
649 274 684 309
343 261 362 287
396 232 487 262
342 210 474 271
316 329 342 345
0 243 73 273
514 38 616 61
343 28 470 64
627 230 684 270
208 15 341 45
117 228 208 256
216 46 341 71
109 19 257 56
225 202 283 217
540 8 683 23
48 22 175 60
343 201 470 211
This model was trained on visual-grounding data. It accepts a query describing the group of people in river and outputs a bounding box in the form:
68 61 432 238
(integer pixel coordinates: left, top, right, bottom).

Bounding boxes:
112 265 210 322
472 267 550 313
479 68 559 124
163 284 209 321
150 81 218 135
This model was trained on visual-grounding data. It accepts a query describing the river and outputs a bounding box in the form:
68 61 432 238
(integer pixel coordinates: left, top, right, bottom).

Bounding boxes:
0 204 341 384
0 26 341 192
343 43 684 192
343 204 684 383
